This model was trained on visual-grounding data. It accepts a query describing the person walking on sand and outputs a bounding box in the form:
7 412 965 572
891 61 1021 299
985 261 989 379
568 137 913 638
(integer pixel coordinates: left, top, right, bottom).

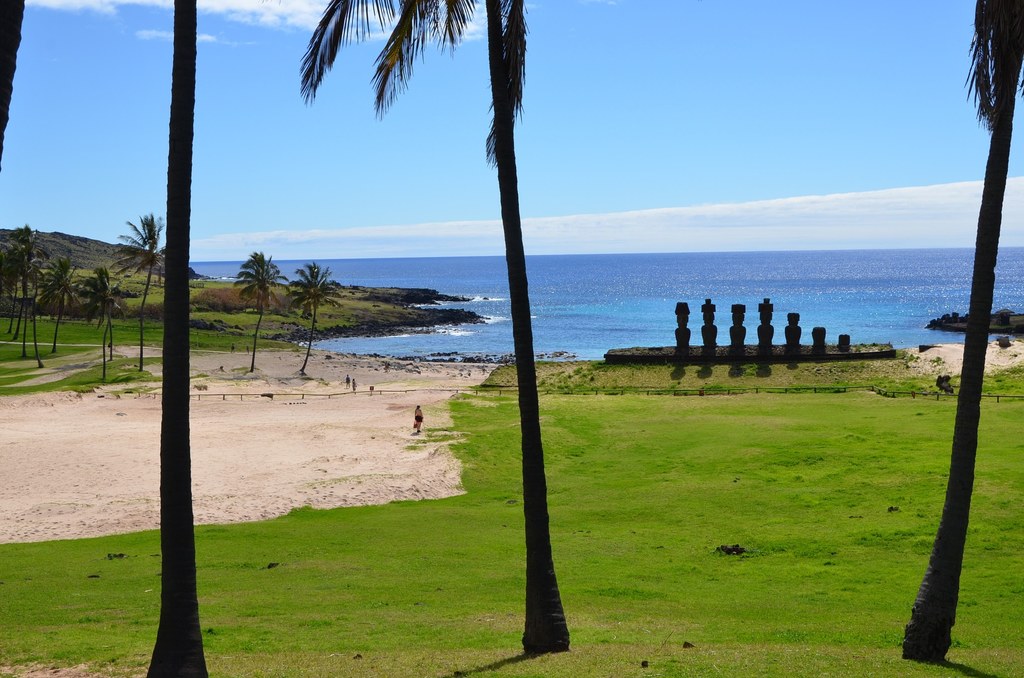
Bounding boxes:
413 405 424 434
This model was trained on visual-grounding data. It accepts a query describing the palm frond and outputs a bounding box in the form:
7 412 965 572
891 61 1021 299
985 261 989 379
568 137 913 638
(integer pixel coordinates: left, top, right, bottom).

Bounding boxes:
301 0 398 103
38 257 77 308
288 262 342 315
503 0 527 115
970 0 1024 129
372 0 435 114
235 251 286 312
440 0 476 49
115 214 164 274
485 0 526 166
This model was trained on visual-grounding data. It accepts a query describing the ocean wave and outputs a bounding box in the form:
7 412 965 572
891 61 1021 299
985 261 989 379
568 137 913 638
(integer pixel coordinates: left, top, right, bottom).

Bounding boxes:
436 327 476 337
483 316 509 324
469 296 506 302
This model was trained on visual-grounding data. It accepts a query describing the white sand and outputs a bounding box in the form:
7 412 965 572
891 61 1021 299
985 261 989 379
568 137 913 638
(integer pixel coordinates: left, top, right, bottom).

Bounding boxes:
910 338 1024 375
0 348 495 544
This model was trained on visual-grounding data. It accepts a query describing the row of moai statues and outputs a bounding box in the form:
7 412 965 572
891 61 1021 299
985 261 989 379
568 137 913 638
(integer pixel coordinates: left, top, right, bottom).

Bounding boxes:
674 298 850 355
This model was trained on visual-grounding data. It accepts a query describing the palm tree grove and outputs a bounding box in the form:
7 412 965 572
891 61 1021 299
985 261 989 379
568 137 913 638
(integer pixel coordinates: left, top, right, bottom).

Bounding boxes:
1 2 1024 678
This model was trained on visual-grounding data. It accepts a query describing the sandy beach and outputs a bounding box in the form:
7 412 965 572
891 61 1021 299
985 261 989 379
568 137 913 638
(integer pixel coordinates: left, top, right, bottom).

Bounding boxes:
0 348 495 544
3 340 1024 545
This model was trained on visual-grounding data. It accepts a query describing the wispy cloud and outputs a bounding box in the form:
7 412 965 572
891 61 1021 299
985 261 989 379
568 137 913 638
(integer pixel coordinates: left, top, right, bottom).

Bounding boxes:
136 28 219 42
191 179 1024 261
29 0 487 34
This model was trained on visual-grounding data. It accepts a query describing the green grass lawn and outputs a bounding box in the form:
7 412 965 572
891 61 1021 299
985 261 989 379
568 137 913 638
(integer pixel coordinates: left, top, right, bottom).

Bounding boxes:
1 389 1022 676
0 314 297 392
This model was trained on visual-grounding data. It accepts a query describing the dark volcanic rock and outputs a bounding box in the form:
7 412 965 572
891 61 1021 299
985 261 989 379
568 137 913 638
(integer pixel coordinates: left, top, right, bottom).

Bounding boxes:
268 294 483 346
357 287 471 305
927 308 1023 334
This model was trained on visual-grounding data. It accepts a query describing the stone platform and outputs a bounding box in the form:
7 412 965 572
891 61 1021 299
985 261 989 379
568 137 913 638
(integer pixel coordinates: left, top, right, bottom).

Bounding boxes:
603 344 897 365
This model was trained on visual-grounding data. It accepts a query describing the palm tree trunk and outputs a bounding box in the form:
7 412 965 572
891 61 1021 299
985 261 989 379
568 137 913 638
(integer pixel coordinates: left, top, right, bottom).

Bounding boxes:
19 282 28 356
108 314 114 361
147 1 207 675
902 95 1015 663
51 299 63 353
139 267 153 370
100 317 108 382
0 0 25 174
250 309 262 373
485 0 569 654
29 279 41 367
6 294 14 332
300 309 316 375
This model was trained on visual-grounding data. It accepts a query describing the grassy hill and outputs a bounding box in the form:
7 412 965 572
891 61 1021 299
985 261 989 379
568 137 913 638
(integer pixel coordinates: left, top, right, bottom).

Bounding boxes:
0 228 120 271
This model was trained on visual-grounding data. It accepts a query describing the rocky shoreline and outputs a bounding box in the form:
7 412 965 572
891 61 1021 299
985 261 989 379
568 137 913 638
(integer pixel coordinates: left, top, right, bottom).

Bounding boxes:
268 286 487 347
926 308 1023 335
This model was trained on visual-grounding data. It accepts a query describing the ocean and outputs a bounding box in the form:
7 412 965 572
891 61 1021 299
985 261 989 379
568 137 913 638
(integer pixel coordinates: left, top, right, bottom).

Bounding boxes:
190 248 1024 361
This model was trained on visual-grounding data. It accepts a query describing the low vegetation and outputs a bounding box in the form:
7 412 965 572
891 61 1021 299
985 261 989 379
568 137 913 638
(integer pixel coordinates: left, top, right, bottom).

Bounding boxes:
482 350 1018 394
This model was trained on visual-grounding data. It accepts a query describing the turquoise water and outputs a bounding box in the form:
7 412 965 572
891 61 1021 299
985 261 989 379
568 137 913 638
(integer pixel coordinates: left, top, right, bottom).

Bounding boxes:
191 248 1024 360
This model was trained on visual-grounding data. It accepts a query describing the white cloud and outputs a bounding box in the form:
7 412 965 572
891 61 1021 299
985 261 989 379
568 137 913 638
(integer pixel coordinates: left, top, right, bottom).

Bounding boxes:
135 29 221 43
29 0 486 34
135 28 173 41
190 178 1024 261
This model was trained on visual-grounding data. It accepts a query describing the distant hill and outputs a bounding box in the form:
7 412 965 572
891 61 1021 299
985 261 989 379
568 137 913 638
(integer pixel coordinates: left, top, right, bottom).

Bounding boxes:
0 229 120 271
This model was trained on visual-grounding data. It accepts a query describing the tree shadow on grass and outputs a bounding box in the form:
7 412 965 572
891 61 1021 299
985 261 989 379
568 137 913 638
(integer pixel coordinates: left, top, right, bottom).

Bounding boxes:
441 653 533 677
936 661 1001 678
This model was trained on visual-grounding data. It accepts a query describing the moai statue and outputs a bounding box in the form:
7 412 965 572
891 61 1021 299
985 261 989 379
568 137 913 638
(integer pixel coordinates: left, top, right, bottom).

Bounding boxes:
729 304 746 354
838 334 851 353
811 326 826 354
701 298 717 354
784 312 802 354
674 302 691 354
757 297 774 355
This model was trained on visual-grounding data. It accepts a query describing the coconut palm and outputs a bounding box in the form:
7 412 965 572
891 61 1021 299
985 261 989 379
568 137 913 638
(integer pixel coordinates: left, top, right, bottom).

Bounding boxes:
902 1 1024 662
38 256 76 353
116 213 165 371
9 224 47 364
287 262 340 375
78 267 120 381
235 251 286 373
303 0 570 653
3 246 18 333
0 247 7 325
0 1 25 174
146 2 208 674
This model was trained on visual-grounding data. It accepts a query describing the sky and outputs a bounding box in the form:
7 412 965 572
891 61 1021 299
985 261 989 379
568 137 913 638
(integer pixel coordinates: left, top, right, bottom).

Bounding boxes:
2 1 1023 262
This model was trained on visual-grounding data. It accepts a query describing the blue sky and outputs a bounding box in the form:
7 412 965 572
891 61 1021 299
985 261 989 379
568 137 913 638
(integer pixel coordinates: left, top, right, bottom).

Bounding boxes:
2 1 1022 261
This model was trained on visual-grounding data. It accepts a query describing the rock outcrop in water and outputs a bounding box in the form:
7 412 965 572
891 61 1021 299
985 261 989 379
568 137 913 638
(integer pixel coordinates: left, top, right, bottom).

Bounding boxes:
927 308 1024 334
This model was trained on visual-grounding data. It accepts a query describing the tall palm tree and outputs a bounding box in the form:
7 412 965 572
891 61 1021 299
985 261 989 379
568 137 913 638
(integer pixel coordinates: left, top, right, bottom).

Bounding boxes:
116 213 165 371
10 224 47 364
79 267 120 382
0 247 7 326
287 262 340 375
235 251 286 373
0 1 25 174
902 1 1024 662
303 0 570 653
147 1 208 675
38 256 76 353
3 246 18 333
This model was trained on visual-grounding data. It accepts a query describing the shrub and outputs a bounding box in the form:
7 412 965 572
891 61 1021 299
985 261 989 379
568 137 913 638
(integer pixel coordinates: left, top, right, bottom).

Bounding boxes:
191 287 247 313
